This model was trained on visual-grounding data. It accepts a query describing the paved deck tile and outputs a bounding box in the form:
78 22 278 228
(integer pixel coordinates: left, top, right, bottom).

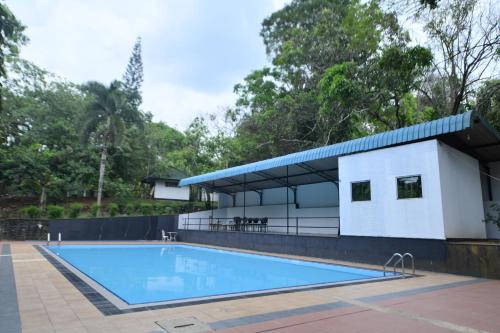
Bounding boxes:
2 241 499 333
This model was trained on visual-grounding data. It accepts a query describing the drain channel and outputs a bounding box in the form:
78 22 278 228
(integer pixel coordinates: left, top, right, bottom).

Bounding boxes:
156 316 211 333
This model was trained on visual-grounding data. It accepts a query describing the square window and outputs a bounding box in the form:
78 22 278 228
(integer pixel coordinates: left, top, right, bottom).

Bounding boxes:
351 181 371 201
397 175 422 199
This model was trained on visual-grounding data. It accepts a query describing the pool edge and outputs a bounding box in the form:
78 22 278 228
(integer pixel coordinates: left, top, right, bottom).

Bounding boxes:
35 244 410 316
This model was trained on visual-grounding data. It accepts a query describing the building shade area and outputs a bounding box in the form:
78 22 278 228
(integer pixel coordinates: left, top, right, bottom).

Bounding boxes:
178 111 500 240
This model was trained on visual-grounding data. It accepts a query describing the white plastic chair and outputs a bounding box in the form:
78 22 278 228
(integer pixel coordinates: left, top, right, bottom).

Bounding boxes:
161 229 169 242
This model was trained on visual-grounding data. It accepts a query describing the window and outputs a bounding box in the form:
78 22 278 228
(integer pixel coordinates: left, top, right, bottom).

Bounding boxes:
397 175 422 199
351 181 371 201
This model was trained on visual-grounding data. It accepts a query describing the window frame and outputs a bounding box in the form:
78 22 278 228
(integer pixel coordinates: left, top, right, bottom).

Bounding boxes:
396 175 423 200
351 180 371 202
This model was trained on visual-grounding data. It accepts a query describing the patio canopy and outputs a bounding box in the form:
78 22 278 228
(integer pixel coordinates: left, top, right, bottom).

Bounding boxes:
179 111 500 194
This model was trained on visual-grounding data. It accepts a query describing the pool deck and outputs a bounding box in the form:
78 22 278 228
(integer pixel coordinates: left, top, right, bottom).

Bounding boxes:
1 240 500 333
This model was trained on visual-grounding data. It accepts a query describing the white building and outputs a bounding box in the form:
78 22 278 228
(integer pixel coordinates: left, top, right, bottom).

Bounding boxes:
178 111 500 241
142 168 190 201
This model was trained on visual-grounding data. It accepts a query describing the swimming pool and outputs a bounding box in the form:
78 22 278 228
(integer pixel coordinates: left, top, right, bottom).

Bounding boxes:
46 244 395 305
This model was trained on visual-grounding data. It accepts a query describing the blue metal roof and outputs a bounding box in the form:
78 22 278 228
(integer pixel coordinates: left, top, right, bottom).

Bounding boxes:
179 111 493 187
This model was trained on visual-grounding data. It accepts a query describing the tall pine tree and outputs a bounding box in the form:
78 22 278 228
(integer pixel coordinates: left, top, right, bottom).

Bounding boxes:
122 37 143 110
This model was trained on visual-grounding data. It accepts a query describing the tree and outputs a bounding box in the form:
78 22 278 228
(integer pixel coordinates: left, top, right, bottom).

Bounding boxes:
0 2 27 79
81 81 144 212
318 45 433 132
229 0 408 161
418 0 499 115
122 37 144 110
475 80 500 131
0 2 27 135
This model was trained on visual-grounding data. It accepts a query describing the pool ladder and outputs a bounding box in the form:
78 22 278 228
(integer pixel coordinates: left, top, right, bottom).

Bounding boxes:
383 253 414 278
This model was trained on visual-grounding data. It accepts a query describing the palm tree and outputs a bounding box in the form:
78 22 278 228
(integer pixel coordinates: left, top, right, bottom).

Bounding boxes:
81 81 143 213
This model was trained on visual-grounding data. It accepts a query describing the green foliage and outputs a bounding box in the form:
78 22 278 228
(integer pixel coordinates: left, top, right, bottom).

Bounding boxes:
139 203 153 216
1 0 499 216
67 203 83 218
0 2 28 78
484 203 500 230
476 80 500 131
46 205 64 219
318 45 433 133
90 203 101 217
21 205 41 219
107 203 118 217
125 203 135 216
122 37 143 110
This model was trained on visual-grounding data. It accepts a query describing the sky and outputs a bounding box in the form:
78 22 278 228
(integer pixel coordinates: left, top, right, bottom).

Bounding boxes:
8 0 287 130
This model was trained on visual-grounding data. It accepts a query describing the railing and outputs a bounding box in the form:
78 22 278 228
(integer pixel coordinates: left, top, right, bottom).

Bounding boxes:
182 216 340 237
383 252 415 278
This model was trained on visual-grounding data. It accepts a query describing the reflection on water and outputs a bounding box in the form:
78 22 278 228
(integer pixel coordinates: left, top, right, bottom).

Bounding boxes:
49 245 384 304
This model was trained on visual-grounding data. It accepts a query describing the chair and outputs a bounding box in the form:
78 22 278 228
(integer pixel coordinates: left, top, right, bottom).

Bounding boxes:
233 217 241 231
260 217 268 232
242 217 248 232
250 218 258 232
161 230 168 242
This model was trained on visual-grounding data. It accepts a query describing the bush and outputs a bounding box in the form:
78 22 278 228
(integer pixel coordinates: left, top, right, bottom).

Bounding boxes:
125 203 135 216
47 205 64 219
139 203 153 216
67 203 83 218
107 203 118 217
90 203 101 217
21 205 42 219
154 203 166 215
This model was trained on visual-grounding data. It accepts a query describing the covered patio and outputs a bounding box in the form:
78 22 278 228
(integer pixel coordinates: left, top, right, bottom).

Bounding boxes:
179 154 341 237
178 111 500 238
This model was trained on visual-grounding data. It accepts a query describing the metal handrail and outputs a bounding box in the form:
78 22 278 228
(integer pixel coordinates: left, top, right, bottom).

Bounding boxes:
383 253 403 277
383 252 415 277
182 216 340 237
403 253 415 275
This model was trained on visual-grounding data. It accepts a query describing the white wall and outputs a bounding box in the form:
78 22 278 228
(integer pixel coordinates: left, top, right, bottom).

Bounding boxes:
218 182 338 209
179 204 339 236
154 181 190 200
339 140 446 239
437 142 486 239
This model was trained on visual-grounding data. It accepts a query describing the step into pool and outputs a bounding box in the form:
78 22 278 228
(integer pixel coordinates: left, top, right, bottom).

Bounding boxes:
46 244 396 305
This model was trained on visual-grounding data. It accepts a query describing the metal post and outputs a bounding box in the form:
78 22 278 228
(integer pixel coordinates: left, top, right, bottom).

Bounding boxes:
286 165 289 234
296 217 299 235
211 181 215 224
199 218 201 230
243 174 246 219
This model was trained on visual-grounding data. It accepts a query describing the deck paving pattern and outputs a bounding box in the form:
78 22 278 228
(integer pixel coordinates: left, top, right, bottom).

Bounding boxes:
1 241 499 332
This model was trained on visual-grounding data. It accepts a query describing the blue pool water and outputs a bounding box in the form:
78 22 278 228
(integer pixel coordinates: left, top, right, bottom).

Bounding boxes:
47 245 392 305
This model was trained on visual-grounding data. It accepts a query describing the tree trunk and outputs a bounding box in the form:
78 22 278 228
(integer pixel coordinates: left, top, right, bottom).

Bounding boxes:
96 146 107 215
39 186 47 208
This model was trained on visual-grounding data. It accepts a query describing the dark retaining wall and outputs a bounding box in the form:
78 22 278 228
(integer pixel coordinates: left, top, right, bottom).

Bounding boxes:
446 242 500 279
176 230 447 272
0 219 48 240
178 230 500 278
49 215 178 241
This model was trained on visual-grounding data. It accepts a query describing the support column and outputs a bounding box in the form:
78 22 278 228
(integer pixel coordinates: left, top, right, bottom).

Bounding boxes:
286 165 289 234
243 174 246 218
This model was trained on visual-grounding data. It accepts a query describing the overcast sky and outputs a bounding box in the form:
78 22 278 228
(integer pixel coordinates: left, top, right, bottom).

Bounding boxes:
9 0 287 129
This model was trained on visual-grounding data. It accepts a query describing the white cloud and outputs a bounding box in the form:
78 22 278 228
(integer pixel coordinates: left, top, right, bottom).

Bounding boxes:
8 0 278 130
142 81 235 130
